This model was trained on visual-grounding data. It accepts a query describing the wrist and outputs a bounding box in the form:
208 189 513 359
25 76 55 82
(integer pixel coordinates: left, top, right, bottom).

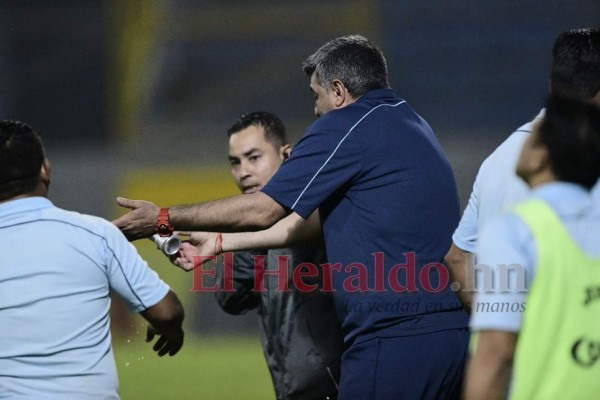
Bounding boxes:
214 232 224 254
156 207 174 237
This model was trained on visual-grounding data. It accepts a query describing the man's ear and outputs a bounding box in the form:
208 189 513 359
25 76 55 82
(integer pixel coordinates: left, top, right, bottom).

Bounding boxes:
41 158 51 186
331 79 351 108
280 144 292 160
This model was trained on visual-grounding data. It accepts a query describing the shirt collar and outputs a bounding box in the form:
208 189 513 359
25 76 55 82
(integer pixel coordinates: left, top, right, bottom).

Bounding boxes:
356 88 397 102
0 196 54 218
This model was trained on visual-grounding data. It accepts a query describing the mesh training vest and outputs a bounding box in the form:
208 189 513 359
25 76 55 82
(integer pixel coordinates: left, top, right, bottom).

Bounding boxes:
511 199 600 399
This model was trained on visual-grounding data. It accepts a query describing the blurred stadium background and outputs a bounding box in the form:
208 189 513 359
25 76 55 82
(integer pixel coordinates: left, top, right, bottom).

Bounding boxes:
1 1 598 398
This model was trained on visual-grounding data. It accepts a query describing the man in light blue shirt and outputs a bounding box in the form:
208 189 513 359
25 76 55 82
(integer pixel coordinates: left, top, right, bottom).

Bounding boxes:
445 28 600 309
0 121 185 399
465 95 600 399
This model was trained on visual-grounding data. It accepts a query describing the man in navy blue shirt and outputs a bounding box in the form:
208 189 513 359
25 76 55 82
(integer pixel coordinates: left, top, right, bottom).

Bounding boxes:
115 35 468 399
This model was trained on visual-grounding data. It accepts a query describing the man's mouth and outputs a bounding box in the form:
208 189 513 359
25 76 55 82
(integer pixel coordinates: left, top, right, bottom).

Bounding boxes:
243 185 259 194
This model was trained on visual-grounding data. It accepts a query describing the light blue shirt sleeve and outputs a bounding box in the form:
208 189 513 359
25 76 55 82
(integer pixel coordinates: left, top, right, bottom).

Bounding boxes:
470 212 535 332
101 220 170 313
452 173 480 253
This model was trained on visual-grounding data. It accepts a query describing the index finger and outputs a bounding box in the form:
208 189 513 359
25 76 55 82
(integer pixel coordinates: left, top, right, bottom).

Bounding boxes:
116 197 139 210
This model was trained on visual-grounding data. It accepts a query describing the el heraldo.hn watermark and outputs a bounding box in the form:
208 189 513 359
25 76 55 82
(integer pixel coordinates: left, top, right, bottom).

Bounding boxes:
190 251 530 294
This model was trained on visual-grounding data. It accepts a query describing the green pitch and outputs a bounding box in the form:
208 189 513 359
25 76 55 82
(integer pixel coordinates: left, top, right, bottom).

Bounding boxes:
114 335 274 399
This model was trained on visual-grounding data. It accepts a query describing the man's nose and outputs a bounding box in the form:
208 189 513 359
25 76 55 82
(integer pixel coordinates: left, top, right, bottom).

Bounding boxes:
239 161 252 179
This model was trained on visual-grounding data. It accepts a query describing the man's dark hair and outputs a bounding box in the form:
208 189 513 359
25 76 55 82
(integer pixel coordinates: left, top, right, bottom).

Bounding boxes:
227 111 288 149
0 121 45 200
538 95 600 189
551 28 600 100
302 34 390 98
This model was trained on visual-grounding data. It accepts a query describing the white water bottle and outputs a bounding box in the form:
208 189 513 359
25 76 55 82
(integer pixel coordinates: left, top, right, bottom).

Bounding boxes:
152 234 182 256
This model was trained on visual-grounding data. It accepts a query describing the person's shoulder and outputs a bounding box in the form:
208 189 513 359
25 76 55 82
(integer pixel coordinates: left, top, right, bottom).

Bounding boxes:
46 206 122 239
483 111 542 163
475 128 530 204
484 131 529 166
477 120 534 179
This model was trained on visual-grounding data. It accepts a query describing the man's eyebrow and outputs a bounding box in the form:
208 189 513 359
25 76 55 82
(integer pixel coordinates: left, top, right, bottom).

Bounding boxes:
242 148 261 158
229 148 261 160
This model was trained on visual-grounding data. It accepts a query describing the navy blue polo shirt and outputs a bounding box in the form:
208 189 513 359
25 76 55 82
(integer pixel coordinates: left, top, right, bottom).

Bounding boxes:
262 89 468 346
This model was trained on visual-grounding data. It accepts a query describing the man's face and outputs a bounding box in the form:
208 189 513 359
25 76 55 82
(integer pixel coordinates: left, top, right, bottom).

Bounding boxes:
228 125 285 194
516 120 546 186
310 72 337 117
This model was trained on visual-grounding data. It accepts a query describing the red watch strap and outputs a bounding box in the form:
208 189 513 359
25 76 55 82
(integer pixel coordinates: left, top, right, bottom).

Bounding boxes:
214 233 224 254
156 207 174 237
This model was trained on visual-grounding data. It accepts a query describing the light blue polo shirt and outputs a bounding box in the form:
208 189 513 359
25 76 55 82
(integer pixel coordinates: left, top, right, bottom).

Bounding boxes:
0 197 169 399
452 110 545 253
453 109 600 255
470 182 600 332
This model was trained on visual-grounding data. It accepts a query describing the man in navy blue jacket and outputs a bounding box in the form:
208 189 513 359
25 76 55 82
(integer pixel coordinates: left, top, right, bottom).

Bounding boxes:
115 35 468 400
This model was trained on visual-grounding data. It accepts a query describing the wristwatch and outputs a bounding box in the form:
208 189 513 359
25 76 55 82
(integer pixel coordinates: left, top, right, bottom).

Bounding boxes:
156 208 174 237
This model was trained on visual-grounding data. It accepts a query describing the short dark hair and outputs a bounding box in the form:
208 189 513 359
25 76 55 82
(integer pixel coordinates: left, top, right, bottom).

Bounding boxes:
538 95 600 189
551 28 600 100
226 111 288 149
302 35 390 98
0 121 46 200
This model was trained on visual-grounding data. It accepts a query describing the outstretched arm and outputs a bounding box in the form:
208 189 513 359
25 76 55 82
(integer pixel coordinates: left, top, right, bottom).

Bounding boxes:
140 290 185 357
222 210 321 251
113 191 288 241
171 211 321 271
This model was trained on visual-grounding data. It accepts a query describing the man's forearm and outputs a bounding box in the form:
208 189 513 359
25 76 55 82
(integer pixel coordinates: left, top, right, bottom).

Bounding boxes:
170 192 287 232
114 191 288 241
221 211 321 252
444 243 474 311
465 331 516 400
141 290 185 328
140 290 185 356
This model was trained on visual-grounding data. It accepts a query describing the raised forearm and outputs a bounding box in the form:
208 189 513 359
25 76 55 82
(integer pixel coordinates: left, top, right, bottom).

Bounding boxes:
220 211 321 252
